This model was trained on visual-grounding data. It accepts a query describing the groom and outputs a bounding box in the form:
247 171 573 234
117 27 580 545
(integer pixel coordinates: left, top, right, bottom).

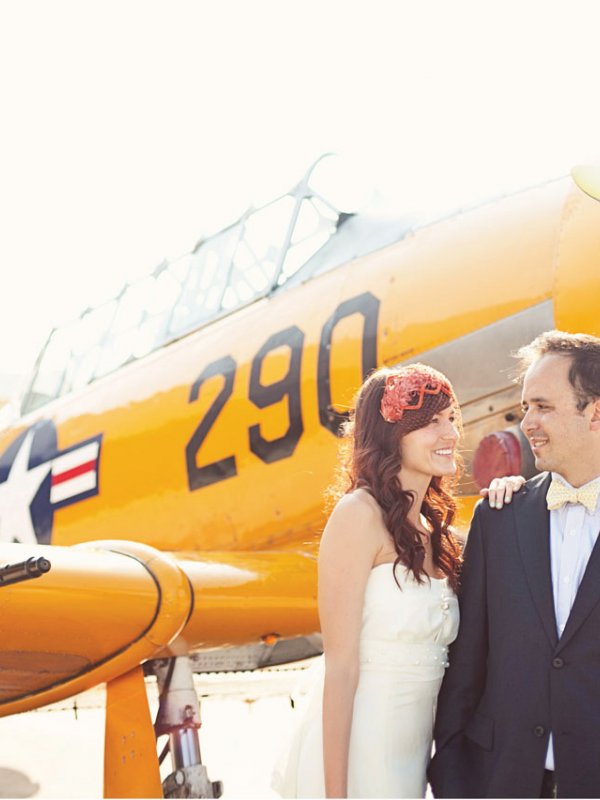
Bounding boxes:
429 330 600 798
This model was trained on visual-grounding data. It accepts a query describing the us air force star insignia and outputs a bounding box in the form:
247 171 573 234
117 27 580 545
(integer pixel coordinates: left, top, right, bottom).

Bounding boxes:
0 430 51 543
0 421 102 544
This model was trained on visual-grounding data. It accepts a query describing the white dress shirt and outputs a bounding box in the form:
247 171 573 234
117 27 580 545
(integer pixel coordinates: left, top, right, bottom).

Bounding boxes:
545 473 600 770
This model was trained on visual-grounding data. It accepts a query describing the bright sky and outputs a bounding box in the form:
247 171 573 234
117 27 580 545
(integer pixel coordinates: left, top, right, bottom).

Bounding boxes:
1 0 599 394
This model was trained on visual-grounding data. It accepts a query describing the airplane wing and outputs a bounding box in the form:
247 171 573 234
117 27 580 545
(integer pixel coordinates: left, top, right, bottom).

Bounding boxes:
0 540 318 718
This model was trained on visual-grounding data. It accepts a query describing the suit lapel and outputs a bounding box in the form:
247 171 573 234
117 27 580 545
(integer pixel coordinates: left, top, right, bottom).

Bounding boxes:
514 473 558 648
556 524 600 652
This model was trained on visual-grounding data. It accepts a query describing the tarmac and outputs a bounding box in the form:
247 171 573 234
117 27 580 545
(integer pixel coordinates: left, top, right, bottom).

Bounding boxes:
0 666 311 798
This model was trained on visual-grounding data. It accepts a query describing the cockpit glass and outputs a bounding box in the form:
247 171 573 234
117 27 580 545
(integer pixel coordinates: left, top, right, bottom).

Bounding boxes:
20 155 406 415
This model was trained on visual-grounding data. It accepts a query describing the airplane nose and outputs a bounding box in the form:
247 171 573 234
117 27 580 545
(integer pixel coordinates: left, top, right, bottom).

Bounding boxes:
472 425 537 489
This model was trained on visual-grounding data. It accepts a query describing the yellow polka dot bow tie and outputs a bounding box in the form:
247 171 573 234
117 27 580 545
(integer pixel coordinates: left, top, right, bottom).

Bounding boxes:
546 478 600 513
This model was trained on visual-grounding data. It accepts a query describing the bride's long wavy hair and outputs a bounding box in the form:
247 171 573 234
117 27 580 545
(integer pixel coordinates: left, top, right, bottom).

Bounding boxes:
327 366 462 593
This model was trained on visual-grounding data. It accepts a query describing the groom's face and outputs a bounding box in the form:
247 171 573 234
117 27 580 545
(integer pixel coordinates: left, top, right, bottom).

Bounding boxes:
520 354 595 486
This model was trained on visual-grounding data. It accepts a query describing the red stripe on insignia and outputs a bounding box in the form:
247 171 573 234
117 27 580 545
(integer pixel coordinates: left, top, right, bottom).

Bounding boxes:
51 459 97 487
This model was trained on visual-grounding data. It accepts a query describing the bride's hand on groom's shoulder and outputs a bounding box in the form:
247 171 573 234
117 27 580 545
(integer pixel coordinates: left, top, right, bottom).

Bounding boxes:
480 475 526 509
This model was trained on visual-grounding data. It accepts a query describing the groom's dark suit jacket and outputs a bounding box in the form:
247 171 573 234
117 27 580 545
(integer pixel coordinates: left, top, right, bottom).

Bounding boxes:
429 472 600 798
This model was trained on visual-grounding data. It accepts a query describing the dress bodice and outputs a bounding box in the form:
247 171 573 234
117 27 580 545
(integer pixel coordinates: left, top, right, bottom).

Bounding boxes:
273 560 460 798
358 562 459 679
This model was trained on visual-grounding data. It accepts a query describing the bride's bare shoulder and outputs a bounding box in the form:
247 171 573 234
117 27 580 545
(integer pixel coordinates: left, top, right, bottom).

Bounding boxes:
327 487 383 529
322 488 385 561
338 486 381 510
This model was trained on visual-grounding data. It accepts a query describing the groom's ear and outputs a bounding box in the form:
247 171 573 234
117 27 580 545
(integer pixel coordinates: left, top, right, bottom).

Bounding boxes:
589 398 600 431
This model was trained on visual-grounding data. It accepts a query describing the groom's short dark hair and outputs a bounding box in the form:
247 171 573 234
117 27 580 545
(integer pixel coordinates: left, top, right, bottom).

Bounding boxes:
515 330 600 411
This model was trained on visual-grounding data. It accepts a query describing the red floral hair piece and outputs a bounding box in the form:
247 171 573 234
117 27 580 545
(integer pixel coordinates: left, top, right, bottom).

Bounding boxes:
380 366 454 423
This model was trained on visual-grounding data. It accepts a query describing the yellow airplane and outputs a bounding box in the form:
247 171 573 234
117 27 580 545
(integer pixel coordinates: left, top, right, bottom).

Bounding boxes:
0 156 599 798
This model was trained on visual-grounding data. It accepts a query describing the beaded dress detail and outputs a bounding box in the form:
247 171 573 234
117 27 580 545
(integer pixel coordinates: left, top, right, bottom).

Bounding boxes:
272 562 459 798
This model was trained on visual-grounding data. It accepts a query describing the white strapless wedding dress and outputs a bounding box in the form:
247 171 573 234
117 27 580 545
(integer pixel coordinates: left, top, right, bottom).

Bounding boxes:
272 563 459 798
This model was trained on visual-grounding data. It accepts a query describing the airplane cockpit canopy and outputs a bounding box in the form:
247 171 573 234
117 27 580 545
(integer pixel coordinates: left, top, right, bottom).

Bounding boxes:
21 156 412 414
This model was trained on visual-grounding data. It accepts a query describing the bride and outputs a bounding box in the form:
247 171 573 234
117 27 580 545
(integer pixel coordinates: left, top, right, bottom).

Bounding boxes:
273 364 521 798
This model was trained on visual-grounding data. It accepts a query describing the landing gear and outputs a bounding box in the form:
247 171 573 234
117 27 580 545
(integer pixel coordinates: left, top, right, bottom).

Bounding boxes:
152 657 222 799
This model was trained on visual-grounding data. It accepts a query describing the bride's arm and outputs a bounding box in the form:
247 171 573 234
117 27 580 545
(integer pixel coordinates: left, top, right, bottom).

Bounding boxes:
318 492 379 799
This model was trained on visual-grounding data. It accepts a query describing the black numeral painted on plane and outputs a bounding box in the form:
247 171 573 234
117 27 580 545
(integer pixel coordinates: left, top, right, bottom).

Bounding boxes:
185 355 237 490
186 291 381 490
317 292 380 437
248 326 305 463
